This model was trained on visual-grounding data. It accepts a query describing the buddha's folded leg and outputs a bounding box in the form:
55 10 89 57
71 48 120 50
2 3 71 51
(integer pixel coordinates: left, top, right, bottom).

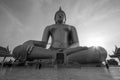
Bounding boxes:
64 47 88 55
28 47 57 59
64 47 107 63
12 45 57 61
12 45 28 61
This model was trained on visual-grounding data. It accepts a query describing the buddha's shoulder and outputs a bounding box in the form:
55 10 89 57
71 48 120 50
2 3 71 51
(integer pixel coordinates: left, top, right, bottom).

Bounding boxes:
46 24 75 28
47 24 74 28
63 24 76 30
45 24 56 28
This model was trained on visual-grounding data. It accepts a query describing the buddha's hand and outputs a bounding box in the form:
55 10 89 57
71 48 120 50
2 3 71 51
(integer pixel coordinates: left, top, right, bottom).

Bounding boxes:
69 42 79 48
23 40 34 54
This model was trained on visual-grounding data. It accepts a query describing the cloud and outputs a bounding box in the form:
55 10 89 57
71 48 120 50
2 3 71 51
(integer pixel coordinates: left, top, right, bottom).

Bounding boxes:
0 0 120 55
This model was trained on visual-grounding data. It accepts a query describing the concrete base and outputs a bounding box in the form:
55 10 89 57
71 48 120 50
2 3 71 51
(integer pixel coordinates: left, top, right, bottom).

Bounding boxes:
0 66 118 80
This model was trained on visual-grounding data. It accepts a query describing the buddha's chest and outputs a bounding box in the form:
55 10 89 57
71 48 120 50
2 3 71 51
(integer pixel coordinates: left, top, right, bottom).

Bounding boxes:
50 27 70 36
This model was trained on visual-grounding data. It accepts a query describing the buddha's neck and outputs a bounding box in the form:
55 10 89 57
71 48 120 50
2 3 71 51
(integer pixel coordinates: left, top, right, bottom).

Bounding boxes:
56 22 64 24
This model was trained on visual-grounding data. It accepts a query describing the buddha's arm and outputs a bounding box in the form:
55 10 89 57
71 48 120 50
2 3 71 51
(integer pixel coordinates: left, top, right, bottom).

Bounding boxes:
42 27 50 48
69 27 79 48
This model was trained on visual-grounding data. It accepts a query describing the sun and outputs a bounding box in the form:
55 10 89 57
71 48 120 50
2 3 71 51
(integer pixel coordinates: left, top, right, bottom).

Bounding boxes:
84 36 106 47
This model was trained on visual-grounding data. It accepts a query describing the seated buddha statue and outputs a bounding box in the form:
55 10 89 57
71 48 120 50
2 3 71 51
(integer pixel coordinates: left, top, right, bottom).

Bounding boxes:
12 7 107 64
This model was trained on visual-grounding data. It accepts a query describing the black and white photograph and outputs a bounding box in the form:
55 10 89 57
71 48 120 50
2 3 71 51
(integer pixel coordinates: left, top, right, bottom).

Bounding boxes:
0 0 120 80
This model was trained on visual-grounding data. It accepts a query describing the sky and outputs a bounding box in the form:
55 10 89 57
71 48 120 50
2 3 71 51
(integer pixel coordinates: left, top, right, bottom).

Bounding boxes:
0 0 120 57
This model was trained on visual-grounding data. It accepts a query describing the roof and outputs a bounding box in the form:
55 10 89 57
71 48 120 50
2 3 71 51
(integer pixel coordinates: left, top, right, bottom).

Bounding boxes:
0 46 12 57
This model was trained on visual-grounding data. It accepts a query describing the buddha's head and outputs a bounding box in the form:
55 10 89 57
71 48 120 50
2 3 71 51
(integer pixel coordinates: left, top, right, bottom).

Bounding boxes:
54 7 66 24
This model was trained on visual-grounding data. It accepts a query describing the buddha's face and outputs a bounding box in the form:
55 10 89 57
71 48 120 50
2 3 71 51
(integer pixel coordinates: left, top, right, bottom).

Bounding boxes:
55 12 66 24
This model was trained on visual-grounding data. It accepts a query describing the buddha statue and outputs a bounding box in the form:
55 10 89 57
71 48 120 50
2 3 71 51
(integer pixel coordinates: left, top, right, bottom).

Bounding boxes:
12 7 107 64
